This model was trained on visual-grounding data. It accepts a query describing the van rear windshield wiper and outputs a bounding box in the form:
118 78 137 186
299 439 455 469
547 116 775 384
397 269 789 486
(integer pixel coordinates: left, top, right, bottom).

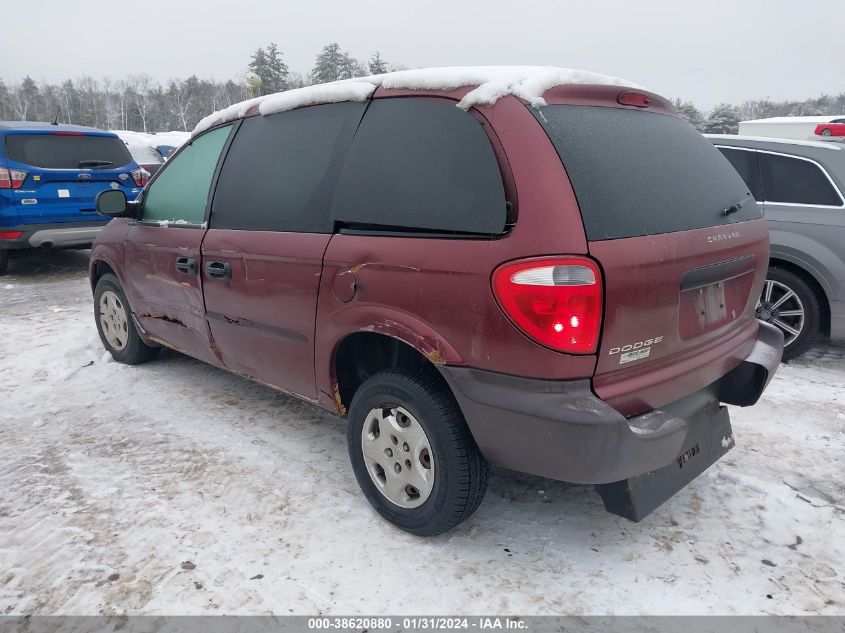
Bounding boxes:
721 196 749 217
78 159 113 168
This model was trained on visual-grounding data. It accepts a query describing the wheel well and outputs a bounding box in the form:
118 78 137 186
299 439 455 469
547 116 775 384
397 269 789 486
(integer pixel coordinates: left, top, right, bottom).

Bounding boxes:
90 260 117 290
334 333 442 413
769 258 831 336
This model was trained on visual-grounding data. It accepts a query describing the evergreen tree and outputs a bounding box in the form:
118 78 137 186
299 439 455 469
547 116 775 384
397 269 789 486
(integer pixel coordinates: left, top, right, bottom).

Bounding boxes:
672 98 705 131
248 47 269 95
368 51 389 75
311 43 359 83
703 103 741 134
264 43 290 94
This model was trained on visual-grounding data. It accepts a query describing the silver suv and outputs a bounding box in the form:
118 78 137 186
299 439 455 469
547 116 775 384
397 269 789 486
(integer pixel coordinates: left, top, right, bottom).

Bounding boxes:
708 134 845 359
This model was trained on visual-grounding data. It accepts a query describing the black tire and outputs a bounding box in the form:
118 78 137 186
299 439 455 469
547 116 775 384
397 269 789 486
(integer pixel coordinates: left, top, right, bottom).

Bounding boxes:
821 128 833 136
762 267 820 361
0 248 8 275
94 273 159 365
347 368 488 536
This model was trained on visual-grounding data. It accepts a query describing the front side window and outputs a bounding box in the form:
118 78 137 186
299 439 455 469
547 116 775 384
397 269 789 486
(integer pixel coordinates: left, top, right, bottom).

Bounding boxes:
211 102 366 233
331 98 508 235
758 152 843 207
718 147 763 200
142 125 233 225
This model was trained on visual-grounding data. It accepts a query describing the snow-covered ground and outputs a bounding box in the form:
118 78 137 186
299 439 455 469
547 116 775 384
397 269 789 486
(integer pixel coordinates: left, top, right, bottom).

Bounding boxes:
1 249 843 616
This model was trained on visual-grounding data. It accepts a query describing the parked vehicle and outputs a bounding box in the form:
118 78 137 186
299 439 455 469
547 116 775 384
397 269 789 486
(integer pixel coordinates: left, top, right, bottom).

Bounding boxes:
0 122 145 274
124 141 163 176
709 135 845 359
89 68 782 535
815 119 845 137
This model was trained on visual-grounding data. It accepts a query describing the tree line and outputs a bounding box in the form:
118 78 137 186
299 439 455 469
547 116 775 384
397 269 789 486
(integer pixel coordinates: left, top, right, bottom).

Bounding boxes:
1 41 843 134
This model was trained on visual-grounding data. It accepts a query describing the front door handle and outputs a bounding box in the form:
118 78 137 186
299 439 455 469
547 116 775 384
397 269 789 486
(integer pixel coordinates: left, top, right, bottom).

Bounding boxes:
175 256 198 275
204 260 231 279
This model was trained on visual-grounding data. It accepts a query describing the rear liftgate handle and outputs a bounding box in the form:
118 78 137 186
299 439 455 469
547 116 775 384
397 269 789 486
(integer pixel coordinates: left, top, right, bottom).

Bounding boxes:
204 260 231 280
175 256 198 276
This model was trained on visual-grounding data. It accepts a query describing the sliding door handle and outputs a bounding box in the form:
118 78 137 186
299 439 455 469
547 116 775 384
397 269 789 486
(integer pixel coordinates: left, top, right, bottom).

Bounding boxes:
204 260 231 279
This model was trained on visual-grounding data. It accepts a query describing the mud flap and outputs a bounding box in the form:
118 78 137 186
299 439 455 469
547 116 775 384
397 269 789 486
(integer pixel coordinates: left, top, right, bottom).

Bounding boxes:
596 402 733 522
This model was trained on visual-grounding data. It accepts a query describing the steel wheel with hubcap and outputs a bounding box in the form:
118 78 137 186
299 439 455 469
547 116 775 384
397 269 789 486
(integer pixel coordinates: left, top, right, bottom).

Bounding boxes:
757 267 820 361
361 405 435 509
94 273 159 365
347 368 488 535
99 290 129 351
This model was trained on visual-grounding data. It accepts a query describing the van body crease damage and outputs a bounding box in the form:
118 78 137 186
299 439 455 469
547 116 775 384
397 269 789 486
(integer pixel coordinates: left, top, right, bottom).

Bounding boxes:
139 313 187 328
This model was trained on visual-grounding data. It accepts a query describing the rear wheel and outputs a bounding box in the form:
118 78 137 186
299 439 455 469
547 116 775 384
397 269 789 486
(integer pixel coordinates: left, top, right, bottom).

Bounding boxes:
757 267 820 361
820 128 833 136
0 248 8 275
347 368 488 536
94 273 158 365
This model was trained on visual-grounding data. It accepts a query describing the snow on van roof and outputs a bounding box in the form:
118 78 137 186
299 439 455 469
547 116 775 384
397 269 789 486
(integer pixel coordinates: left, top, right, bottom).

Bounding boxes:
192 65 642 136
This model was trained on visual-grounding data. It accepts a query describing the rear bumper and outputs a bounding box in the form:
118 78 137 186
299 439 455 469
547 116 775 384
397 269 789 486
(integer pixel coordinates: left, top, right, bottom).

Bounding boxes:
439 320 783 486
0 221 109 250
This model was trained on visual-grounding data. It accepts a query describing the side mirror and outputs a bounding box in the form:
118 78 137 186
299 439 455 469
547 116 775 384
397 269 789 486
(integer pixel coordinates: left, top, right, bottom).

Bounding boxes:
96 189 133 217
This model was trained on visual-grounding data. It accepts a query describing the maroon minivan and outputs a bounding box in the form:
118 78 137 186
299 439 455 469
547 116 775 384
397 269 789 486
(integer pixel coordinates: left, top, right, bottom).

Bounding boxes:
90 68 783 535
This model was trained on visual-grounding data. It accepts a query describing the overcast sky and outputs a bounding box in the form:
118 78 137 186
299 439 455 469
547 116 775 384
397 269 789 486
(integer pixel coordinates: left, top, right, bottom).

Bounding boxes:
5 0 843 110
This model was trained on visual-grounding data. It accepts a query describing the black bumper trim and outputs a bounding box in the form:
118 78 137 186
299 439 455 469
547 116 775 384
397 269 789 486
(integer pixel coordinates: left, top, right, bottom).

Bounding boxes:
438 319 783 487
718 320 784 406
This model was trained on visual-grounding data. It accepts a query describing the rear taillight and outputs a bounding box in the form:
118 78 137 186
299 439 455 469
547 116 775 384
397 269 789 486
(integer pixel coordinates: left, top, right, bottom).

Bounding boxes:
0 167 28 189
131 167 150 187
493 257 603 354
0 231 22 239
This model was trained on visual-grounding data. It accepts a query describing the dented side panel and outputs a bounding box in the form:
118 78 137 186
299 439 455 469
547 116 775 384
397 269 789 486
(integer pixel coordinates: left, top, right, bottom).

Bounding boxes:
122 223 220 366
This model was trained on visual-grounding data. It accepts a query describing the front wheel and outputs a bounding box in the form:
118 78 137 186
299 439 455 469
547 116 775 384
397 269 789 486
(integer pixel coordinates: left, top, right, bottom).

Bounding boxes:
94 273 159 365
347 368 488 536
756 267 820 361
820 128 833 136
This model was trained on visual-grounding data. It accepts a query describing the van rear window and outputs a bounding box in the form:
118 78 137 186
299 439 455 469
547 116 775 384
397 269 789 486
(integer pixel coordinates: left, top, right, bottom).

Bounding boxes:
4 134 132 170
533 106 761 240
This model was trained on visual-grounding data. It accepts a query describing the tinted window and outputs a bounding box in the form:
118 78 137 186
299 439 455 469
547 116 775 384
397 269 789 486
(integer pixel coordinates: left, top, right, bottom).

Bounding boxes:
211 102 366 233
758 152 843 206
534 106 760 240
143 125 232 225
4 133 132 169
718 147 763 200
332 98 507 235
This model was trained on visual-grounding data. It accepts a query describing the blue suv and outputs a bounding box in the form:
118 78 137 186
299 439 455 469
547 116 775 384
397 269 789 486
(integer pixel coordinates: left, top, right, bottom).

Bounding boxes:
0 122 145 274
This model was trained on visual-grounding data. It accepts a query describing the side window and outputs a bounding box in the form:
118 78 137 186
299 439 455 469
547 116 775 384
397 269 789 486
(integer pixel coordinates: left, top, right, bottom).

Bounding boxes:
211 102 366 232
758 152 843 207
332 98 508 234
718 147 763 200
142 125 233 224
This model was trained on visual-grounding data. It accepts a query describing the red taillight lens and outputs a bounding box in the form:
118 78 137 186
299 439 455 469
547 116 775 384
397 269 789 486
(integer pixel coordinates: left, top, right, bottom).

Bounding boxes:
0 231 22 239
131 168 150 187
617 91 651 107
0 167 27 189
493 257 603 354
